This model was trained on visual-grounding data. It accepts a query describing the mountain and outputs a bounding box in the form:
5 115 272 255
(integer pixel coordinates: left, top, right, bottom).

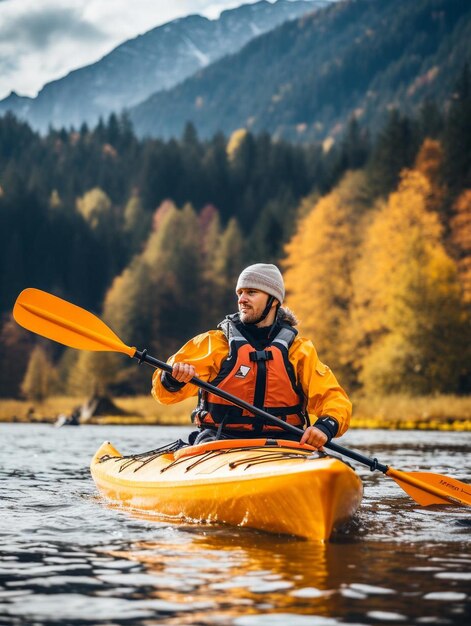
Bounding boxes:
0 0 322 133
130 0 471 142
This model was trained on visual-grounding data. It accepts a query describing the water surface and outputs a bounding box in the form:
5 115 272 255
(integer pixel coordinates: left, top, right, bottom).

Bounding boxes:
1 424 470 625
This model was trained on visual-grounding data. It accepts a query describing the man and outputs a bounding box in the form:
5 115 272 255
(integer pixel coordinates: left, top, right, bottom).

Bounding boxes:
152 263 351 448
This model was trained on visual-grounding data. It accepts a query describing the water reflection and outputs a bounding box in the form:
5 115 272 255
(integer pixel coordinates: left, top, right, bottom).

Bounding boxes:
84 528 469 626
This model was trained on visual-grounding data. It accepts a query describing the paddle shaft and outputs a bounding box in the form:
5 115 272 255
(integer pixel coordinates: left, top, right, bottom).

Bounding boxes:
14 288 470 506
134 350 389 474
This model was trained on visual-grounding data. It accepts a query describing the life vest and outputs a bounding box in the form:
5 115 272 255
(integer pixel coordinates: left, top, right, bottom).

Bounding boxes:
191 316 308 435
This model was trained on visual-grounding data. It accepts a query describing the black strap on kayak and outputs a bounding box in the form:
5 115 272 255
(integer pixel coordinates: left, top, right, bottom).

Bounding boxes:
99 439 187 472
216 415 229 440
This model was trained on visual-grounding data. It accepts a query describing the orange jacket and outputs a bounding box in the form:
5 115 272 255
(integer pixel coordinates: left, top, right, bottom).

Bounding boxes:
152 327 351 437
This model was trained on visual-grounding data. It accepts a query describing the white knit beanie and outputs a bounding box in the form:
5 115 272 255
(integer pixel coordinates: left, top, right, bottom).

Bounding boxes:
236 263 285 304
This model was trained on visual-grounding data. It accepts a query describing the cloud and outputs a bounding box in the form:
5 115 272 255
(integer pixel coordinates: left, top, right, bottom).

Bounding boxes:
0 0 263 99
0 6 104 48
0 1 111 97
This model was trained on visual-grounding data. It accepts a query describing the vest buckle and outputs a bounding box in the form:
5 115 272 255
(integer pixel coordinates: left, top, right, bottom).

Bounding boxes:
249 350 273 362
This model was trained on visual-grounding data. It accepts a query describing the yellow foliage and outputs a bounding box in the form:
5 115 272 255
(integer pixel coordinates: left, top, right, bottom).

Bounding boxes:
67 350 121 397
284 171 372 380
76 187 112 229
49 189 62 209
414 138 445 212
349 167 469 394
143 202 199 273
415 138 443 182
21 345 57 402
450 189 471 303
349 169 440 347
226 128 248 161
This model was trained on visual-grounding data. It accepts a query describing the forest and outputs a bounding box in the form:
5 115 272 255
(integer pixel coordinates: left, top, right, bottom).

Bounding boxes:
0 66 470 401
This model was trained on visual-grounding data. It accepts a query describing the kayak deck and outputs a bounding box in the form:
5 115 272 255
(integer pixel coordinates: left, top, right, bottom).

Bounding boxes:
90 438 363 541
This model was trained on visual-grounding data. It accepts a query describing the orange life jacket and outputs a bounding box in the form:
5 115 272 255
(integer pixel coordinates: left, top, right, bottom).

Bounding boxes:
192 317 308 435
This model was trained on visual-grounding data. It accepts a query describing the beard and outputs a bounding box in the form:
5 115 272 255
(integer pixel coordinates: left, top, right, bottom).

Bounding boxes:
239 307 258 324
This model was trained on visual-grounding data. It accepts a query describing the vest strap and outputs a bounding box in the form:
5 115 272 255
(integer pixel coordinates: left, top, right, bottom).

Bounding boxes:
206 402 305 422
249 350 273 362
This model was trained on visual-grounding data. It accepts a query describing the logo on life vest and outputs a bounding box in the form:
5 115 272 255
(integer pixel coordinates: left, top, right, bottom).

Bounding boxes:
234 365 251 378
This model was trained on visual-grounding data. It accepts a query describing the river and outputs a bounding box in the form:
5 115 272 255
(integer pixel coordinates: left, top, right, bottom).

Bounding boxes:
0 424 470 625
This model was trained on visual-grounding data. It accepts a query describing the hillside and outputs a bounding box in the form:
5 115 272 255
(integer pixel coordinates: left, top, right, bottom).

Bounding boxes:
0 0 319 132
130 0 471 141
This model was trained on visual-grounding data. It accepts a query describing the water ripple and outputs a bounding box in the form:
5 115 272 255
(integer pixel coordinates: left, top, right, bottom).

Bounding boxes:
0 424 470 626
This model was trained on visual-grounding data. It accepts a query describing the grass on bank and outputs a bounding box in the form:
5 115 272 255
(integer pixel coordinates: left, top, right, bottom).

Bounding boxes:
0 395 193 425
1 394 471 430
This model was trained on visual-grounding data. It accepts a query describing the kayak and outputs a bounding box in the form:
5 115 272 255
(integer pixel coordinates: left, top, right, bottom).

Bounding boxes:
90 438 363 541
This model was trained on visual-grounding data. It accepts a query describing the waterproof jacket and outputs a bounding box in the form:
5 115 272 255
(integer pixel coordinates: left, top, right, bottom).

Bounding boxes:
152 314 352 438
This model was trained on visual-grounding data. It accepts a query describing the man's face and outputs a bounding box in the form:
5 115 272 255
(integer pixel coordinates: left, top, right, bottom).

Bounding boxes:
237 288 270 324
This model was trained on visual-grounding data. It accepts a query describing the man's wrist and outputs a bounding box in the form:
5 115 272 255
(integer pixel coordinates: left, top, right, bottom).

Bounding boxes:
313 415 339 441
161 371 186 392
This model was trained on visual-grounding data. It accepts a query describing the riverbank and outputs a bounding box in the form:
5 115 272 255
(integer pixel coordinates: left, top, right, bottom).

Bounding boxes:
1 394 471 430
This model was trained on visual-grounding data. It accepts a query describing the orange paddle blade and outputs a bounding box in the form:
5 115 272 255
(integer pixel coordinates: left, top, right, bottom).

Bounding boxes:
13 288 136 357
386 467 471 506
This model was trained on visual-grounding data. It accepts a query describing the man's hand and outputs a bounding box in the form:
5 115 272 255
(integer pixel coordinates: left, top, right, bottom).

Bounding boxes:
300 426 328 449
171 362 196 383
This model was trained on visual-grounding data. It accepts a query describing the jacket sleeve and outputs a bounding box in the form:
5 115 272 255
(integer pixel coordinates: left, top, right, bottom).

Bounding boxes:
291 336 352 437
151 330 229 405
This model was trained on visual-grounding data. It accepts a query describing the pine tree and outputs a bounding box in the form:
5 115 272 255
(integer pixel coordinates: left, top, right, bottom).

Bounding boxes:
443 64 471 194
76 187 125 285
367 109 418 197
247 187 296 263
0 314 34 398
210 218 246 321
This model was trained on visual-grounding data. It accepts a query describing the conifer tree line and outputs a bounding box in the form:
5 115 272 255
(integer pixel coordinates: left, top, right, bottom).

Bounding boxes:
1 67 470 399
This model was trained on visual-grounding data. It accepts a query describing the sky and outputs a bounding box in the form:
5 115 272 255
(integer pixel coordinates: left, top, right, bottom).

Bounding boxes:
0 0 271 100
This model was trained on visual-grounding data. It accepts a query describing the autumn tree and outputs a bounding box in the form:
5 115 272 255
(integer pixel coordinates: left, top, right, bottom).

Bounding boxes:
349 168 469 394
284 171 374 385
21 345 57 402
198 205 223 320
67 350 121 397
101 257 155 394
103 202 205 370
123 191 151 254
414 138 445 215
76 187 113 230
226 129 248 162
450 189 471 305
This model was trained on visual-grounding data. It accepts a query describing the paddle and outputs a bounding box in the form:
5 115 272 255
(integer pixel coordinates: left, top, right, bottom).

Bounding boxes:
13 287 471 507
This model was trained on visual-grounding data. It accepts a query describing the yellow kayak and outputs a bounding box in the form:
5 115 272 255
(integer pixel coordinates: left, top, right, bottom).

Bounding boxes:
90 438 363 541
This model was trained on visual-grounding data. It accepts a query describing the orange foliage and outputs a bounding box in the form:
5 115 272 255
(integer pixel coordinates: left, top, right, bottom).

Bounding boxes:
414 138 445 213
